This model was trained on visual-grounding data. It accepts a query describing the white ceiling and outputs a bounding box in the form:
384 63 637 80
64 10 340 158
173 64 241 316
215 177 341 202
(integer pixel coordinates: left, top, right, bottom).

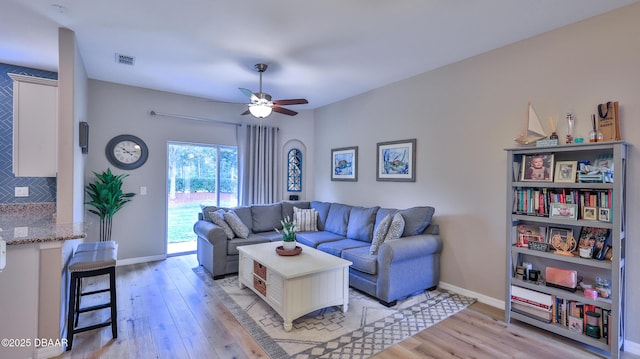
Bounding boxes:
2 0 639 110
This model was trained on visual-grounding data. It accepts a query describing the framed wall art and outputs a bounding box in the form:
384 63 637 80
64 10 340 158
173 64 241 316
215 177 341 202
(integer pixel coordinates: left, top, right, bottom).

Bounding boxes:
331 146 358 181
376 139 416 182
520 153 554 182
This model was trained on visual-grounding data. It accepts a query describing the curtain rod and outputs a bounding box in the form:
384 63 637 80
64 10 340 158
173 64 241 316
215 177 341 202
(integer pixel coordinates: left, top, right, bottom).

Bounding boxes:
149 110 241 127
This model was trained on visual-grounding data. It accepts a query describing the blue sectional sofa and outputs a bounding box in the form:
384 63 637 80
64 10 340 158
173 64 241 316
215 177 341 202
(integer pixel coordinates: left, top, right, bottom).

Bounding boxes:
194 201 442 306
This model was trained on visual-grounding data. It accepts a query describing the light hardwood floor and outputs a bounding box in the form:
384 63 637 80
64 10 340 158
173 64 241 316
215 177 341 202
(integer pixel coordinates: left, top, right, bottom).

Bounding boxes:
54 254 635 359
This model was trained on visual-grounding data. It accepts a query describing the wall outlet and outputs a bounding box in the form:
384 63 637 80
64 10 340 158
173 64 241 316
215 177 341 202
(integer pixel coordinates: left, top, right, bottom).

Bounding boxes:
14 227 28 238
140 186 147 195
0 238 6 271
15 187 29 197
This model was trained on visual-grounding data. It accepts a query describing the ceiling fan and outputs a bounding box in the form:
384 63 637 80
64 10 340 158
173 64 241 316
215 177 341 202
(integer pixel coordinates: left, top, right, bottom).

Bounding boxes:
239 63 308 118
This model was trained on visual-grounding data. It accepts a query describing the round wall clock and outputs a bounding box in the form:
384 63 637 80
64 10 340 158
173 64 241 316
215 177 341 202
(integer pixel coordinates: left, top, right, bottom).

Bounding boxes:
105 134 149 170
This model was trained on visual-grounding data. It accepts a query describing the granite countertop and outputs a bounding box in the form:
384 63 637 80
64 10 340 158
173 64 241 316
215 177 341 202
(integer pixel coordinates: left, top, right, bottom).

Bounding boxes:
0 203 86 245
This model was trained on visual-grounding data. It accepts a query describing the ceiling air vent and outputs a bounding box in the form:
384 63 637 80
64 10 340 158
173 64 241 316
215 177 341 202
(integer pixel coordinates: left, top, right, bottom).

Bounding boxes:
115 53 135 66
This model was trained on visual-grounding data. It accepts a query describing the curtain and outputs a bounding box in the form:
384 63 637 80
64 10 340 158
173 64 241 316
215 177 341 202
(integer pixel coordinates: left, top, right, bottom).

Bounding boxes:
237 124 279 205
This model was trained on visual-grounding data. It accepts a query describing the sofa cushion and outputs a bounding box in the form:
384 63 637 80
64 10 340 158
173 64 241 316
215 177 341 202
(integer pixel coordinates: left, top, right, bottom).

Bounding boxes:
341 246 377 275
310 201 332 231
375 208 397 229
207 209 235 240
202 205 219 220
232 206 254 231
226 235 272 255
224 210 250 239
317 239 369 257
282 201 310 220
251 203 283 233
293 207 318 232
324 203 352 236
295 231 345 248
398 206 435 237
370 213 392 254
347 206 379 242
385 213 405 241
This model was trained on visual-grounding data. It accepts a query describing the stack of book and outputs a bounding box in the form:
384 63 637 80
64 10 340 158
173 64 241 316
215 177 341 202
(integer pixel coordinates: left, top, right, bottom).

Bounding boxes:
511 285 552 322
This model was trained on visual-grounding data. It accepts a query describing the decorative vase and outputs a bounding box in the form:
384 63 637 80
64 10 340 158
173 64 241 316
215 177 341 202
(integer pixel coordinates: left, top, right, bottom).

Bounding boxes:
282 240 296 251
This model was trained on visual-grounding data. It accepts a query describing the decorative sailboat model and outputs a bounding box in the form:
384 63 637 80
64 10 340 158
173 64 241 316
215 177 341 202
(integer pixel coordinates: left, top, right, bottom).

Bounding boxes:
515 102 547 145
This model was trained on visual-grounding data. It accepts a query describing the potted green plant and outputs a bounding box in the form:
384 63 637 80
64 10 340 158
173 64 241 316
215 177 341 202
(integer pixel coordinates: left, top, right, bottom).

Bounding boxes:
85 168 135 242
275 216 296 250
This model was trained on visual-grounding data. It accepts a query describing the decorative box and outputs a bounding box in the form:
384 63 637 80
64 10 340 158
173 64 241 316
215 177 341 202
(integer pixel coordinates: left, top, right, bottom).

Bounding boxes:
536 139 559 147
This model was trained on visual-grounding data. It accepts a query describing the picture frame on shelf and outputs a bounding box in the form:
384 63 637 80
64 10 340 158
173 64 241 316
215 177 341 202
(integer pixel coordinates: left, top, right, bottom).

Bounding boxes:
376 139 416 182
516 224 546 246
549 202 578 220
599 207 611 222
554 161 578 183
331 146 358 182
583 206 597 220
520 153 554 182
595 154 613 170
578 227 611 260
549 227 573 245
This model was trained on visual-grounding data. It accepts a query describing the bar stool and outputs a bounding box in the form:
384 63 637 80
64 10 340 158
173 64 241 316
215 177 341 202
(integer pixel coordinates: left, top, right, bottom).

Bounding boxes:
74 240 117 254
66 245 118 351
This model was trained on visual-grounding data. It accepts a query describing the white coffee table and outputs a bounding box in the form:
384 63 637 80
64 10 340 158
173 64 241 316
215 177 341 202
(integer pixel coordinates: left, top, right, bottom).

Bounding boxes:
238 241 352 331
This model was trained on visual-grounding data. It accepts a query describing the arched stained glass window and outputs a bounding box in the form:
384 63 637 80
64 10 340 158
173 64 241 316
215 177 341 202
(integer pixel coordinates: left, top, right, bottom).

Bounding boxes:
287 148 302 192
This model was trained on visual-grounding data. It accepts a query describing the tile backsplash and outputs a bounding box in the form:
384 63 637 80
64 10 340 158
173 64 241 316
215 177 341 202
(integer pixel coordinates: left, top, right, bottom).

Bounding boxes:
0 63 57 203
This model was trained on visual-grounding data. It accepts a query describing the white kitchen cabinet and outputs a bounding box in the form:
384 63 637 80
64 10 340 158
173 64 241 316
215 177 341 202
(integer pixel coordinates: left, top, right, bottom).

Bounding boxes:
9 73 58 177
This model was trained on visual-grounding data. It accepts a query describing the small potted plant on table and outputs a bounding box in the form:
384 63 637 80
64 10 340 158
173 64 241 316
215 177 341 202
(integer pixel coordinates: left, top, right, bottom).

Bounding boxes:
276 216 297 251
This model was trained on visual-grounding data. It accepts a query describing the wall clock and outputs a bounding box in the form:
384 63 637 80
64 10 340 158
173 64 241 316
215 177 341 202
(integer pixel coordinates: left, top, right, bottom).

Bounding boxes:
105 134 149 170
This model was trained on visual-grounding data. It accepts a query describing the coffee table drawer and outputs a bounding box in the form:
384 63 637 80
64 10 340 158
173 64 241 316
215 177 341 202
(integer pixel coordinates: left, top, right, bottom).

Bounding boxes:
253 276 267 297
253 260 267 280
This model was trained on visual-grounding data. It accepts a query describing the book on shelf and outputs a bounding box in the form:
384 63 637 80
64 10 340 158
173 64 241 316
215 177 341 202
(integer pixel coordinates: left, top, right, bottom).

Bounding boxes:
568 315 583 333
511 286 552 310
512 301 552 322
604 309 610 343
512 188 613 220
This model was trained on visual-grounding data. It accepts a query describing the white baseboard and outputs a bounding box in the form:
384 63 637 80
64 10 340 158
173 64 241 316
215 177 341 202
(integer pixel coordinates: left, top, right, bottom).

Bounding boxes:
624 339 640 356
438 281 640 356
439 281 505 309
116 254 166 266
37 345 63 358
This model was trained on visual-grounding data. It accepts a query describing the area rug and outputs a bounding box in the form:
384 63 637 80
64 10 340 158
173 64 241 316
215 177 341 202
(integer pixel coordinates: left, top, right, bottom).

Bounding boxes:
194 268 476 359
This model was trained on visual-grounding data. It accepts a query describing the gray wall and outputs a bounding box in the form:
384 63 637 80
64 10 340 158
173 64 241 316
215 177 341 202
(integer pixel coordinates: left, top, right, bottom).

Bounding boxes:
313 3 640 346
86 80 315 260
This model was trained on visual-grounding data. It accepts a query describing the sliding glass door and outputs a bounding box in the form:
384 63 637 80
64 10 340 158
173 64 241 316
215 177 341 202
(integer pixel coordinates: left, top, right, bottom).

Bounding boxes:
167 142 238 255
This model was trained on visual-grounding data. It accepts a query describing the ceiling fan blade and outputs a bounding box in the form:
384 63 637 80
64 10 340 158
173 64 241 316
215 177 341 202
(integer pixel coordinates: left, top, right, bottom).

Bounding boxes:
273 98 308 106
239 88 253 97
272 106 298 116
239 88 260 103
241 109 251 115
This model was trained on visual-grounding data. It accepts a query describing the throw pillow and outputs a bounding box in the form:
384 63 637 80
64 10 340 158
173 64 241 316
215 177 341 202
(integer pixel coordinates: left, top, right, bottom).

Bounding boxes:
208 209 235 240
293 207 319 232
397 206 435 236
385 213 405 241
223 210 250 239
370 213 392 255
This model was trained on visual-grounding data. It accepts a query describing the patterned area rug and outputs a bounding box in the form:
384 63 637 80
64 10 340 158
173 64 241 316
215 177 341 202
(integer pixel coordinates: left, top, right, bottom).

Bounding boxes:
196 269 476 359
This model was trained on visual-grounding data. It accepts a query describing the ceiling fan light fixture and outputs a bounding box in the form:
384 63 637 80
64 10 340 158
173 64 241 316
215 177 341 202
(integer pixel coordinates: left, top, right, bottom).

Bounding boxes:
249 104 272 118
